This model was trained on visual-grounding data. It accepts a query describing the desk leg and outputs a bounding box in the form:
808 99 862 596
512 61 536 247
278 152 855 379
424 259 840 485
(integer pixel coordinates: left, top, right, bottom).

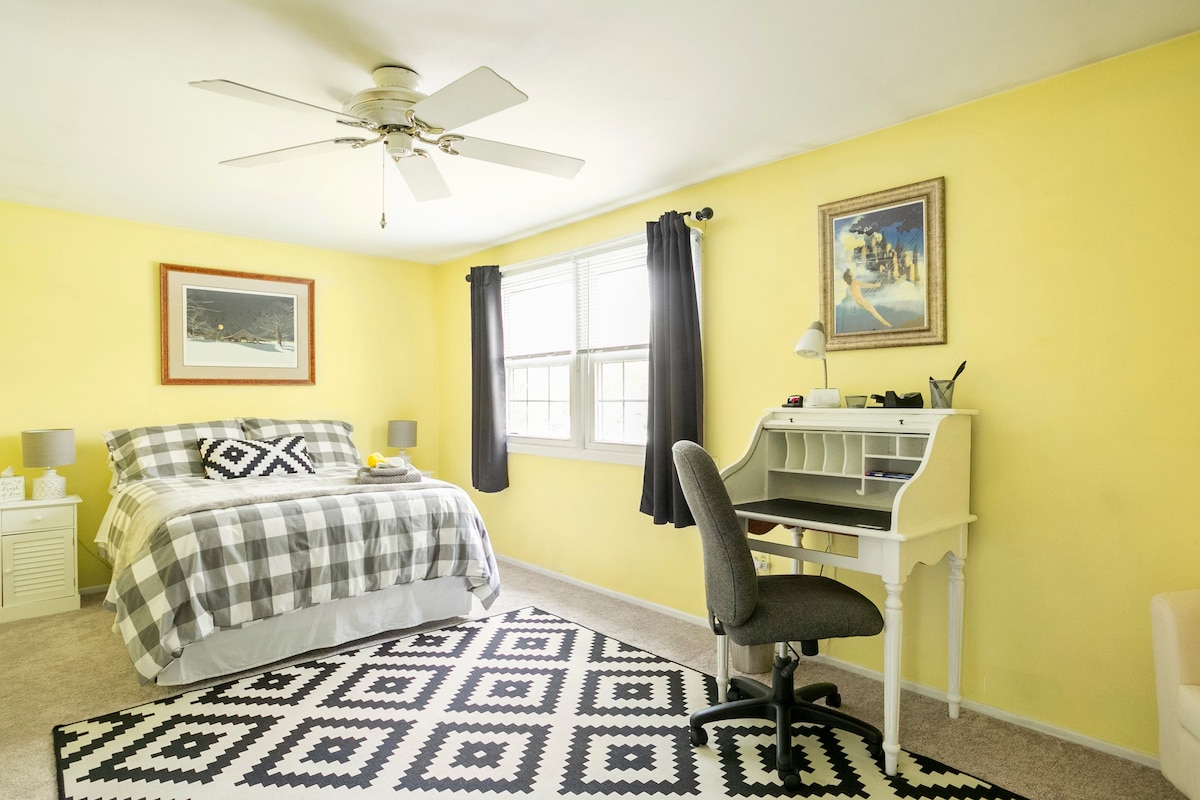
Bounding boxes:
947 554 965 719
883 580 904 776
716 634 729 703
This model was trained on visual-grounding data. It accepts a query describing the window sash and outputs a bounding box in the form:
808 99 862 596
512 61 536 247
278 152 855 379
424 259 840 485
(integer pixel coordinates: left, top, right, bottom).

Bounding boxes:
586 349 649 448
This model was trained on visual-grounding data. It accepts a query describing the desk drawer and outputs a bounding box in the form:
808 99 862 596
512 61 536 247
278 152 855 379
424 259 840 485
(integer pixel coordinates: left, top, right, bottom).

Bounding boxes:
1 505 73 533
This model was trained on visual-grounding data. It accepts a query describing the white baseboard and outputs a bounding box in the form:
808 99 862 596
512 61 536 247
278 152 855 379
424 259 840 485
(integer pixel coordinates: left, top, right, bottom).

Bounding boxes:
80 584 109 596
811 653 1160 770
496 555 708 629
497 555 1160 771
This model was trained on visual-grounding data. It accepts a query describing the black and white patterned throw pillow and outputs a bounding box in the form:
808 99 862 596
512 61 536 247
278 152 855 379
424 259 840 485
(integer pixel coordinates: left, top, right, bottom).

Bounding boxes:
197 435 317 480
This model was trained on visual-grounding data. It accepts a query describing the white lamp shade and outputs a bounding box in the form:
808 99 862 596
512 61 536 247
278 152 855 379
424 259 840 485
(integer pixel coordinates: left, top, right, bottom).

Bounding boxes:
387 420 417 449
21 429 76 468
794 321 827 360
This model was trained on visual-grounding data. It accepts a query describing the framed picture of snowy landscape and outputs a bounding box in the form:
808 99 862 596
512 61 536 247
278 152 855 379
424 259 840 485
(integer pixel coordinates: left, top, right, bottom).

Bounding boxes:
817 177 945 351
160 263 314 384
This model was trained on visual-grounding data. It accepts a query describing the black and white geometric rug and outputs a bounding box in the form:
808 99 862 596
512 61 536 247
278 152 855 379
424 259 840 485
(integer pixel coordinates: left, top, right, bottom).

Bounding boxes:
54 607 1028 799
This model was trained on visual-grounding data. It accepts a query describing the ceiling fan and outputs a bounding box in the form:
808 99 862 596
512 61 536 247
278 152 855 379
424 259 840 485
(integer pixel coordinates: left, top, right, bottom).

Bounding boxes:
191 65 585 203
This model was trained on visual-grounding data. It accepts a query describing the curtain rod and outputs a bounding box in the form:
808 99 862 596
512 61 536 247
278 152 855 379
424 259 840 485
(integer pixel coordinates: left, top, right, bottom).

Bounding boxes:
465 208 713 281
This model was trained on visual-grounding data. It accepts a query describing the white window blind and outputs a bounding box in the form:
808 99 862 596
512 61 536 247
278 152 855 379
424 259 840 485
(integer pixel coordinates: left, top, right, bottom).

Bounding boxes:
502 238 649 358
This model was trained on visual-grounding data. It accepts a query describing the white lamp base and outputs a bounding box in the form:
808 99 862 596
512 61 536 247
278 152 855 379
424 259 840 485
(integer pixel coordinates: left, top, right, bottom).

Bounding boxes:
807 388 843 408
32 468 67 500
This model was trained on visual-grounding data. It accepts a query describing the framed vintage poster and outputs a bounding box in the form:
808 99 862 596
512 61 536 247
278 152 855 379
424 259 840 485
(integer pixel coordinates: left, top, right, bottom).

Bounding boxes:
160 263 315 385
817 177 945 351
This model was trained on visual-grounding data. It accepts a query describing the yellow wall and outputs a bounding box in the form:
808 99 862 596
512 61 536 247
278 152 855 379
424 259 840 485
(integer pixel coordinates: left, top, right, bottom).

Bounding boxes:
0 203 440 588
435 32 1200 759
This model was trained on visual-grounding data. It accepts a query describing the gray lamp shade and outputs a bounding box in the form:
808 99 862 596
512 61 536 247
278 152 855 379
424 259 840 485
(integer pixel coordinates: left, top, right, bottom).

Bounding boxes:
22 429 76 468
387 420 417 449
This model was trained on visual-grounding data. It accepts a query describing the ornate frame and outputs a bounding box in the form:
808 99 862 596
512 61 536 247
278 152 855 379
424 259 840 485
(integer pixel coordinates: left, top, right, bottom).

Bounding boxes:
818 177 945 351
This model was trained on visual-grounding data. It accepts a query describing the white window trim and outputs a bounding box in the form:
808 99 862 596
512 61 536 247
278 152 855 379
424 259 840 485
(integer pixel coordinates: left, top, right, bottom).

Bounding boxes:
502 228 702 466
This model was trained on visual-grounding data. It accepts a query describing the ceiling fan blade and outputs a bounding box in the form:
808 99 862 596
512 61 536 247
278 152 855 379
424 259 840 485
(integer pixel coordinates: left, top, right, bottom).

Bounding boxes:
393 153 451 201
448 136 584 179
191 79 365 122
409 67 527 131
219 137 370 167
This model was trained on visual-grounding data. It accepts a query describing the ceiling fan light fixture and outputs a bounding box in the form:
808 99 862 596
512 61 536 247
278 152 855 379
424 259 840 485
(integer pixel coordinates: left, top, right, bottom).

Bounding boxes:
385 133 415 159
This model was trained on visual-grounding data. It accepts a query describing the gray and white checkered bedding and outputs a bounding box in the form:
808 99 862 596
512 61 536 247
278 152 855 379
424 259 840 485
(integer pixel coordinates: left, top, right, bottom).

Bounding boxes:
97 468 499 683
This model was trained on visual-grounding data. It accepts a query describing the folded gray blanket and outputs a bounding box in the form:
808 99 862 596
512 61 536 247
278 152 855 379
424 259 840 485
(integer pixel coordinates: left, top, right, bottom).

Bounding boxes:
357 464 422 484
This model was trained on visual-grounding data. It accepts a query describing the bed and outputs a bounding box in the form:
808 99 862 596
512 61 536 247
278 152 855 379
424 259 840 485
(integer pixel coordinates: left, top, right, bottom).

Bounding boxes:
95 418 499 685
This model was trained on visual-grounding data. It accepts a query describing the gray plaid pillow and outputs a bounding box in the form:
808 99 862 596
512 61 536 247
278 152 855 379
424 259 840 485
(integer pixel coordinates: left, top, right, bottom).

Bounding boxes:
104 419 244 483
239 418 360 468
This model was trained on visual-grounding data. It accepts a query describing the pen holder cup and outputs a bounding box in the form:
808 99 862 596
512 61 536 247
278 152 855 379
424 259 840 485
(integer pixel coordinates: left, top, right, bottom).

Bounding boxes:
929 379 955 409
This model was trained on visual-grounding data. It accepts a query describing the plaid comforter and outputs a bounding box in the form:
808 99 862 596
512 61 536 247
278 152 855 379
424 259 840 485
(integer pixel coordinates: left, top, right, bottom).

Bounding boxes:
97 469 499 682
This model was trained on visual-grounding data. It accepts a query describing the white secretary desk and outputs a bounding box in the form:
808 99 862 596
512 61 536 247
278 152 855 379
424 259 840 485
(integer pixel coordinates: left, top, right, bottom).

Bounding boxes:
719 407 976 776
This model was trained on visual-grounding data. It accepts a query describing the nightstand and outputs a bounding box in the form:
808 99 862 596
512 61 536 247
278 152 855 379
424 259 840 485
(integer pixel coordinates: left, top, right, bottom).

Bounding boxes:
0 495 81 623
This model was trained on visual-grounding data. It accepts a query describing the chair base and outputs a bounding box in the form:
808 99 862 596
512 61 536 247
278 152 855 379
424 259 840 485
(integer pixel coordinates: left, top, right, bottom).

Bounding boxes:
690 655 883 789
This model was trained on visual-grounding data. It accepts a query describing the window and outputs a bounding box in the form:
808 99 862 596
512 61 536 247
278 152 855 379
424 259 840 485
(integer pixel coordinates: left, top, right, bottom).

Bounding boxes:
501 231 700 464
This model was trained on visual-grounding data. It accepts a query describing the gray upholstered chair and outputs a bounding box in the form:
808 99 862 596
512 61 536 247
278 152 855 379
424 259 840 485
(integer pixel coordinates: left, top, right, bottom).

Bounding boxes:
672 439 885 789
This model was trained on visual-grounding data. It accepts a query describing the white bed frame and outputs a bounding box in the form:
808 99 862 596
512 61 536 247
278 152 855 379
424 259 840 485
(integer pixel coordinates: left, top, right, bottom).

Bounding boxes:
156 576 474 685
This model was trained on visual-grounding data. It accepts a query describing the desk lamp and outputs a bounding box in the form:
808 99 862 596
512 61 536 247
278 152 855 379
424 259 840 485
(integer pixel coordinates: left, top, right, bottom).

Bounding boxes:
387 420 417 465
21 428 76 499
794 321 842 408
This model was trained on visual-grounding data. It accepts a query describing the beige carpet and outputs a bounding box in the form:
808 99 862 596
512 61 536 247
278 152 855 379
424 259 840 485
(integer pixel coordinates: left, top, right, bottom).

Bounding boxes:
0 561 1184 800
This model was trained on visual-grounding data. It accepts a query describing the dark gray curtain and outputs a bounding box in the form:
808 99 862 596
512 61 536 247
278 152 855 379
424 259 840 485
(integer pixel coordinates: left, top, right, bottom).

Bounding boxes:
469 265 509 492
639 212 703 526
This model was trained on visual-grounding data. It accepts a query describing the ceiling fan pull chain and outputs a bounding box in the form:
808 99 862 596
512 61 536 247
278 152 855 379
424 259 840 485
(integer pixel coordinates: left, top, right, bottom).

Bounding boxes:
380 146 388 229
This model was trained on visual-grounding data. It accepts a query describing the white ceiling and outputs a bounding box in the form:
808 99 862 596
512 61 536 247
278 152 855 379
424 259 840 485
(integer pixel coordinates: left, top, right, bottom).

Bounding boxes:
2 1 1198 264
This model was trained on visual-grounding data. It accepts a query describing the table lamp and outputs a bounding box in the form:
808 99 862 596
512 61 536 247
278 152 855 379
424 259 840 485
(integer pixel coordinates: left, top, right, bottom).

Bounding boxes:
794 321 842 408
21 428 76 499
387 420 417 465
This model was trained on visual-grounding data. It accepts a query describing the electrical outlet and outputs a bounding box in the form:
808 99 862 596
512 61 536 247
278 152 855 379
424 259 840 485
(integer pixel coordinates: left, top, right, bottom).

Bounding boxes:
752 555 771 574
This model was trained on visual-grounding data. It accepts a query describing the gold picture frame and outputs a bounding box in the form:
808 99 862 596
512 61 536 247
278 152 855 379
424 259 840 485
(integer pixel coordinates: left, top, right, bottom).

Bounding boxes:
160 263 315 385
818 177 945 351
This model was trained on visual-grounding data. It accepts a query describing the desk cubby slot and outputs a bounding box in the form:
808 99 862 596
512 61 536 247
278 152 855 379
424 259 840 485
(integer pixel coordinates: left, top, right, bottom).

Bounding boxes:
843 435 864 475
822 434 845 474
898 436 927 459
865 435 897 456
803 433 824 472
783 432 806 470
766 432 789 470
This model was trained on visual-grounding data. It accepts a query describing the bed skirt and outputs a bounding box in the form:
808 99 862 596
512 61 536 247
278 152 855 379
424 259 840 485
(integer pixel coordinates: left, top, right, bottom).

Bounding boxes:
156 576 473 685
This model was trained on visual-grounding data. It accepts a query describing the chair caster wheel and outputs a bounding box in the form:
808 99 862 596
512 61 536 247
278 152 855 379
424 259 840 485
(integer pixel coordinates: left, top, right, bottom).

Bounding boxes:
689 726 708 746
781 770 803 790
727 686 745 701
826 692 842 708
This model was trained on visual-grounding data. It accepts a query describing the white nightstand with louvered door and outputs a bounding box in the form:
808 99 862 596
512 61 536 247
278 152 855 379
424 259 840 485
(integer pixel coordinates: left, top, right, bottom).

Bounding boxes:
0 495 81 623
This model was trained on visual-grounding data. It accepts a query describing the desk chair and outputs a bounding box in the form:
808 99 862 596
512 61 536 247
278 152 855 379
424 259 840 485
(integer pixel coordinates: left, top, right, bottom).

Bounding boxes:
672 440 885 789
